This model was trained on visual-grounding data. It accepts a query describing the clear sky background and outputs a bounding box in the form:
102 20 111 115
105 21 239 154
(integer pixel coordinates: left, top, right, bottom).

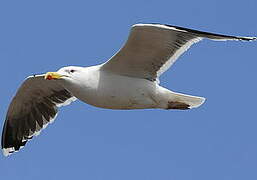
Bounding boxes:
0 0 257 180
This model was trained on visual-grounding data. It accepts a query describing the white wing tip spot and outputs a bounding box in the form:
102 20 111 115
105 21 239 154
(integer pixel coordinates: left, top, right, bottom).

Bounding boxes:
2 145 25 157
2 148 14 156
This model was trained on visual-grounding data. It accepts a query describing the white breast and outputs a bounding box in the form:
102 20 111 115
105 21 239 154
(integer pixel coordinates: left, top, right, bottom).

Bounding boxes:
63 66 158 109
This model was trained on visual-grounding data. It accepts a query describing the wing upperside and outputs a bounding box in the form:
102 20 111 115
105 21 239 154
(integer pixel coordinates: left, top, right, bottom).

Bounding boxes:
1 75 76 156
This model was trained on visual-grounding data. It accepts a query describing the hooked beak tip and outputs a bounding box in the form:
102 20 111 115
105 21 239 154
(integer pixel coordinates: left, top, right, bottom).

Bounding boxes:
44 72 62 80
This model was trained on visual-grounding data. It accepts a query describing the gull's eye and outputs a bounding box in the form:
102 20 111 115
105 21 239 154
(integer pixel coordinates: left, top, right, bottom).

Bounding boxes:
70 69 75 73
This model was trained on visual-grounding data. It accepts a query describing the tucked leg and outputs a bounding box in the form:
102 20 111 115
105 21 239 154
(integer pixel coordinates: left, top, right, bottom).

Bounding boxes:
167 101 190 110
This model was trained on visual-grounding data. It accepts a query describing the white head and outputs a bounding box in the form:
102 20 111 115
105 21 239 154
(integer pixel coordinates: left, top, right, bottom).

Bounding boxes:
44 66 85 82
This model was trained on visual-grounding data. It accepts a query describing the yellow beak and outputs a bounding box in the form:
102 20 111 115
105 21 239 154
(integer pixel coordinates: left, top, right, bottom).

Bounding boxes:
44 72 63 80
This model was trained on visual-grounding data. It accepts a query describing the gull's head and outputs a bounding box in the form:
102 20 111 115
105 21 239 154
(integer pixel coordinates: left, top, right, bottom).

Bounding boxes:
44 66 84 81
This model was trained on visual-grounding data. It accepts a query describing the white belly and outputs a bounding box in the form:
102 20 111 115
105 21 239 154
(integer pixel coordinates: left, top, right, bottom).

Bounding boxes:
64 69 158 109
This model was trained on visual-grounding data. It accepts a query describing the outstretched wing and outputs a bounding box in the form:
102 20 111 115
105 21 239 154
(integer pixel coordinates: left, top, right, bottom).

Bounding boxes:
101 23 256 81
1 75 76 156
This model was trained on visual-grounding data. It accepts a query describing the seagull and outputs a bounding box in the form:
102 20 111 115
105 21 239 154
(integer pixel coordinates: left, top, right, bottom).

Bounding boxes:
1 23 256 156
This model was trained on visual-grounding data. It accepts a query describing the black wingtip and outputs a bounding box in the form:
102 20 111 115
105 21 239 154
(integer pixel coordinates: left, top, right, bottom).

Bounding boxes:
138 23 257 42
237 36 257 41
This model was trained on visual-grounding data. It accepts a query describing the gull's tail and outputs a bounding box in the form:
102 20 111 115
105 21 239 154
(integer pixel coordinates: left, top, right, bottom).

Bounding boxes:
166 91 205 110
157 86 206 110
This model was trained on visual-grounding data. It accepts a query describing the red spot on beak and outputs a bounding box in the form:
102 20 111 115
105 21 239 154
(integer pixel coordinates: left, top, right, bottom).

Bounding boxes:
46 75 53 80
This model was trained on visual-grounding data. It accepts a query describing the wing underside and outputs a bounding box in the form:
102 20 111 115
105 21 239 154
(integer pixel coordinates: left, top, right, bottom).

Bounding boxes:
101 23 256 81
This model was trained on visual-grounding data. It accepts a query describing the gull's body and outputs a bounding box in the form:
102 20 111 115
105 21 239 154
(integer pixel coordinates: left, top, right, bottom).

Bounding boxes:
58 65 203 110
63 65 159 110
1 23 256 156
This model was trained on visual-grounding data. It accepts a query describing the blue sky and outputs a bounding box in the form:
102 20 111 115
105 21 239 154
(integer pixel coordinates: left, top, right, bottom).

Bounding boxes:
1 0 257 179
